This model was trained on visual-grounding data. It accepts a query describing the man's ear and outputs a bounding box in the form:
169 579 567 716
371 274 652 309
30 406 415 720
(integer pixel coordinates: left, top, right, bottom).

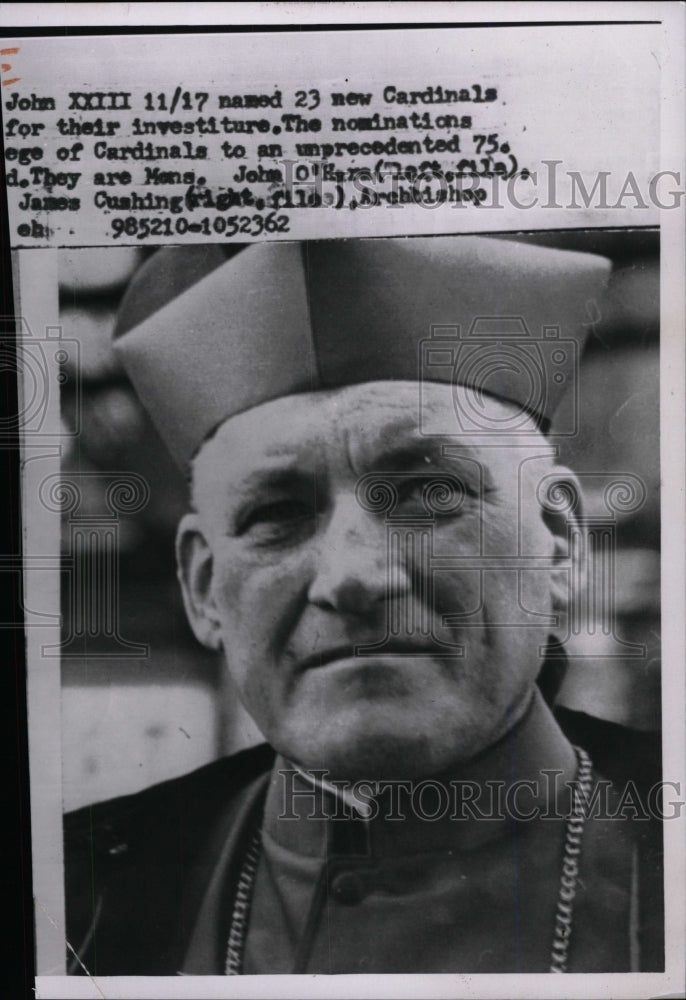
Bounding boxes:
176 513 223 651
540 465 585 637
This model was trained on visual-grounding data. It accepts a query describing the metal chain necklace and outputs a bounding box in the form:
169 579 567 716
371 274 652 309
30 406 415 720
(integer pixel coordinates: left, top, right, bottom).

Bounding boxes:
224 827 263 976
225 745 593 975
550 744 593 973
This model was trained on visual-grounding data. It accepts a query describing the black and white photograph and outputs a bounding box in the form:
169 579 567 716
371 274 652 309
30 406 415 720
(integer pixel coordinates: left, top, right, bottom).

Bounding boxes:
60 229 664 978
2 4 684 999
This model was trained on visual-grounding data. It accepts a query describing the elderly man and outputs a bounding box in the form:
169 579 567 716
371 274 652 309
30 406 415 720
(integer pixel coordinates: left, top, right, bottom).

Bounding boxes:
64 236 663 975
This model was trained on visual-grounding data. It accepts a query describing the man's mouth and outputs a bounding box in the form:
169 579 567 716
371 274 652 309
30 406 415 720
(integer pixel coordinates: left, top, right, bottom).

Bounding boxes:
296 642 444 672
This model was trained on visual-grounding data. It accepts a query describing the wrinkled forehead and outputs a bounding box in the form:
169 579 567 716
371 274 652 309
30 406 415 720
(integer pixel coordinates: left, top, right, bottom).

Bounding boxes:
192 381 547 485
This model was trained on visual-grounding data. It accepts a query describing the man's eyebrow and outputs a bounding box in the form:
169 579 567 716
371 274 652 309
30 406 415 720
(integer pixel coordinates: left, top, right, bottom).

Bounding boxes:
227 463 318 498
370 440 495 494
372 440 478 472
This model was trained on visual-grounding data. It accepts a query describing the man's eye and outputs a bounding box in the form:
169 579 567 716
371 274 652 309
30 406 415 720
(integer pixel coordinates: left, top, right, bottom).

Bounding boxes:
238 500 314 541
396 476 474 513
395 478 427 504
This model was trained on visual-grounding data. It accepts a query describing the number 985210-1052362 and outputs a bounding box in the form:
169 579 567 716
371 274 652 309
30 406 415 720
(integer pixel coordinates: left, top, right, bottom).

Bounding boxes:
109 212 291 239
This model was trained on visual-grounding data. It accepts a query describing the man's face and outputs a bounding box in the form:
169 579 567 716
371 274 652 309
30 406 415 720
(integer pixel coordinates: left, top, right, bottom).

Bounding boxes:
182 382 565 780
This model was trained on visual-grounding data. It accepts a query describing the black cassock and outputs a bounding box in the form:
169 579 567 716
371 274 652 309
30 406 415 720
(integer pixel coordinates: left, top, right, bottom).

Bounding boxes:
64 693 663 975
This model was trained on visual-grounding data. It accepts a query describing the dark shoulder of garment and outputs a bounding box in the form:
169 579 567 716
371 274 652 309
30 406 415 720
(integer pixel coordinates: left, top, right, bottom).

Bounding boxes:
64 743 274 976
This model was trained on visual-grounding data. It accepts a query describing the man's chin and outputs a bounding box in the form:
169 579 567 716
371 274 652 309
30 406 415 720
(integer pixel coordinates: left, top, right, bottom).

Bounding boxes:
277 712 484 783
291 652 465 708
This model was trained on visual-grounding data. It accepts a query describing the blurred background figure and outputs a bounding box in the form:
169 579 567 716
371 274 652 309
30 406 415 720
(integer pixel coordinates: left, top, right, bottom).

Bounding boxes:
548 233 661 798
58 245 259 811
57 232 660 810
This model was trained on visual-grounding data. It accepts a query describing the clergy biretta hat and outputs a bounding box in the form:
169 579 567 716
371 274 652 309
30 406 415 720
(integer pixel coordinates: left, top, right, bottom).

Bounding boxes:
113 236 611 469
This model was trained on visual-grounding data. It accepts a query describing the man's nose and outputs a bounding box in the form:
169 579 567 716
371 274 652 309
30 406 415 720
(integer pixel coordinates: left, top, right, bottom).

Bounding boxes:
307 496 411 616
